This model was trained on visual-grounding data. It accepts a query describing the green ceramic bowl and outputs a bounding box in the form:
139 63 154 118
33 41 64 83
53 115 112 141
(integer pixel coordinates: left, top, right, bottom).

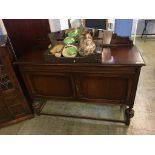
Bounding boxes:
64 37 75 45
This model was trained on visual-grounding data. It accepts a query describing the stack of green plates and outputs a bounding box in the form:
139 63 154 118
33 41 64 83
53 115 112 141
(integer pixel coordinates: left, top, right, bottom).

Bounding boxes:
64 37 75 45
68 29 80 38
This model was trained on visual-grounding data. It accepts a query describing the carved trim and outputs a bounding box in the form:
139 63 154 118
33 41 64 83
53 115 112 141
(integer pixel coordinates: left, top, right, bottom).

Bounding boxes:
0 69 13 90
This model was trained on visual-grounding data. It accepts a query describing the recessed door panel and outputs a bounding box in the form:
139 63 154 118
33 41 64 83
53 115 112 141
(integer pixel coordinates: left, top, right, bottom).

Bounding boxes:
76 73 132 103
0 97 12 123
24 72 75 99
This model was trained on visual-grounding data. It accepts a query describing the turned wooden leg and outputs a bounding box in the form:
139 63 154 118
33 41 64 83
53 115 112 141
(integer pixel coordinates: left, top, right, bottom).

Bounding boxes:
125 107 134 126
32 99 46 115
120 105 124 111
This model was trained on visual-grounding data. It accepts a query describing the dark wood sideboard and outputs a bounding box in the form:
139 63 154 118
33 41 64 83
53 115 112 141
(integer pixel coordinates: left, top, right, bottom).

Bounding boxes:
2 19 145 125
14 46 145 125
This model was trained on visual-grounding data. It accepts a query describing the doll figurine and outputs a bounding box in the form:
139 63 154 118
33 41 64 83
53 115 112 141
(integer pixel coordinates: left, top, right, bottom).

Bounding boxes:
78 32 96 56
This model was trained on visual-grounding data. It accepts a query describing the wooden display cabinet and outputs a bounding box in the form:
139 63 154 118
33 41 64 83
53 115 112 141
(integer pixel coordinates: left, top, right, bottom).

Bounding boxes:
0 35 33 128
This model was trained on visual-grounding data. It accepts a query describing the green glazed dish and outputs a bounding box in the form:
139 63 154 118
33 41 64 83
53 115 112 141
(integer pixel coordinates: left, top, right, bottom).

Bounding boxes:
67 27 84 38
67 46 77 55
68 29 80 38
64 37 75 45
62 45 78 58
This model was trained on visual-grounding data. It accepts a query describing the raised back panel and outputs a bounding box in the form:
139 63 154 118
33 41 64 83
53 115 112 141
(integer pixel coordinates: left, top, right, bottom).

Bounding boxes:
3 19 51 57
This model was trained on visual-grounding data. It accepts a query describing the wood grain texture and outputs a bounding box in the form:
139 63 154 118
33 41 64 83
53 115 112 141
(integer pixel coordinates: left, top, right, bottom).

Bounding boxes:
2 20 145 125
12 46 144 66
11 36 144 125
18 61 143 125
3 19 51 58
0 36 33 128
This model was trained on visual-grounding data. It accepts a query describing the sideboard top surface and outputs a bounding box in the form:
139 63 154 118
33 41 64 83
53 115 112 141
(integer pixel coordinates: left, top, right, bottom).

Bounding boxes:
0 34 145 67
14 45 145 66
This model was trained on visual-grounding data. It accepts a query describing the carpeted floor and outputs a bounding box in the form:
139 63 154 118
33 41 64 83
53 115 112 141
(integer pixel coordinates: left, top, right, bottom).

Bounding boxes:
0 37 155 135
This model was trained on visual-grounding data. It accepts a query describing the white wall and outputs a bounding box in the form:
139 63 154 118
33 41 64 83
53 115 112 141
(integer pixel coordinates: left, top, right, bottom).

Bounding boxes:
108 19 115 31
48 19 61 32
137 19 155 35
0 19 7 35
59 19 69 30
132 19 155 36
49 19 69 31
132 19 138 35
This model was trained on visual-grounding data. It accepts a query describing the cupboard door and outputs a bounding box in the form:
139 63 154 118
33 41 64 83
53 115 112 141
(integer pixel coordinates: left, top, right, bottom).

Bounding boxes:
22 71 76 99
3 19 50 58
75 73 133 104
0 96 12 124
3 89 30 118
